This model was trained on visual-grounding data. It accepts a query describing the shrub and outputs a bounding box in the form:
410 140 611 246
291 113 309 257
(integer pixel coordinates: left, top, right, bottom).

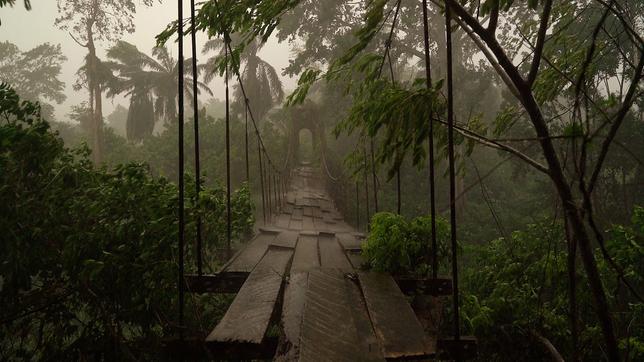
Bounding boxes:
0 83 253 359
361 212 449 276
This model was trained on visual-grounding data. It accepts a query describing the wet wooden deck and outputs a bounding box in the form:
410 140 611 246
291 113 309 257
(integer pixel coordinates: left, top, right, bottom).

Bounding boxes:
203 167 440 360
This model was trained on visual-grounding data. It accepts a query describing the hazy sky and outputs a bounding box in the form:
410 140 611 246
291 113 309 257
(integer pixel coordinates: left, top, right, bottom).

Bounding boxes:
0 1 297 121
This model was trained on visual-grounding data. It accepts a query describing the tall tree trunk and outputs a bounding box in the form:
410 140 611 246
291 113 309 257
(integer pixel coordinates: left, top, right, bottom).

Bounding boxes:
445 4 621 353
93 82 103 164
86 23 102 164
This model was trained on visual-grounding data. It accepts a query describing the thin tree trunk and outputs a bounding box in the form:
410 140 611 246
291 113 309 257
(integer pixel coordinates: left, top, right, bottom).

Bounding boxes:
445 2 620 354
86 24 102 164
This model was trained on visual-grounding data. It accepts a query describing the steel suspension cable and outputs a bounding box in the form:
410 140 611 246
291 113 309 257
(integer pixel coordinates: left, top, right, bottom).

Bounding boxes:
267 165 272 218
189 0 203 276
385 42 401 215
363 142 371 231
224 40 232 259
176 0 185 331
210 0 281 176
356 181 361 230
245 99 250 182
374 0 402 215
445 1 461 341
422 0 438 278
257 136 267 224
276 173 281 208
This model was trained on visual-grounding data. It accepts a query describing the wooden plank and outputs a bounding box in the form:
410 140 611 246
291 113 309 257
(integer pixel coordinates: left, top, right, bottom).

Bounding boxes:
345 276 386 361
324 218 337 225
292 207 303 221
303 206 314 217
346 251 366 270
411 296 443 339
298 269 364 362
289 218 303 230
313 217 326 231
302 216 315 230
207 247 293 344
291 234 319 273
336 233 363 251
312 207 322 219
225 233 277 273
276 213 291 228
437 336 478 360
259 226 281 234
279 272 309 360
318 233 353 271
272 230 299 249
184 272 247 294
358 271 436 359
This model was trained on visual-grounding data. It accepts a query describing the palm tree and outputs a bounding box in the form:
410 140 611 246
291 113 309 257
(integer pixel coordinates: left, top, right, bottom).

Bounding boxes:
202 38 284 121
107 41 212 141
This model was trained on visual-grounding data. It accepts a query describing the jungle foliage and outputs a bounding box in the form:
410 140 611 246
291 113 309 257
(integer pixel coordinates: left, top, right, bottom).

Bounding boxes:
0 84 253 359
362 212 450 275
2 0 643 360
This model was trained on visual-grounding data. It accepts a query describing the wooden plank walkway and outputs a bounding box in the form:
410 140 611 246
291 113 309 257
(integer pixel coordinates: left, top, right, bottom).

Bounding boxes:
207 246 292 344
206 166 440 360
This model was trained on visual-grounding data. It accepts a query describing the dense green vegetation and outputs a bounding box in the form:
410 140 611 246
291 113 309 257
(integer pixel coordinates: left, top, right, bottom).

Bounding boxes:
0 84 252 359
362 211 643 360
2 0 643 360
462 213 644 360
362 212 450 275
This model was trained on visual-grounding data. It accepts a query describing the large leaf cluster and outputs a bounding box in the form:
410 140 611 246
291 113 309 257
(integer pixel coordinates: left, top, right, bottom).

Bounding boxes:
336 76 446 179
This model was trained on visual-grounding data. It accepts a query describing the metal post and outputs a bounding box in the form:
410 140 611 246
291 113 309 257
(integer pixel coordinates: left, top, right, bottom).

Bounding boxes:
225 39 232 259
189 0 203 276
355 181 361 230
245 100 250 182
177 0 185 331
258 139 266 224
422 0 438 279
445 1 460 341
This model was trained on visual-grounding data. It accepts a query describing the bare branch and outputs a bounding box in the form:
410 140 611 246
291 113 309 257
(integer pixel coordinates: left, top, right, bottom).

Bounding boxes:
452 16 521 98
68 32 88 48
487 1 499 34
434 117 550 174
527 0 553 86
588 49 644 193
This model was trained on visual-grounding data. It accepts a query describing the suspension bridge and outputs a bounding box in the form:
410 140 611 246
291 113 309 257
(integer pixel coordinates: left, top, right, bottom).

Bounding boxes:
166 0 476 359
170 164 475 360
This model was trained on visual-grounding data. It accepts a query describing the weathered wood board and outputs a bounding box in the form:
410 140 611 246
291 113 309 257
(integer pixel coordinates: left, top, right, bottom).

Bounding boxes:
279 272 309 359
289 218 303 230
272 230 299 249
207 247 293 344
346 251 366 270
224 233 277 273
345 276 386 361
292 207 303 221
276 213 291 228
298 269 365 361
336 233 363 251
302 216 315 230
291 234 319 273
318 234 353 271
358 271 436 359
